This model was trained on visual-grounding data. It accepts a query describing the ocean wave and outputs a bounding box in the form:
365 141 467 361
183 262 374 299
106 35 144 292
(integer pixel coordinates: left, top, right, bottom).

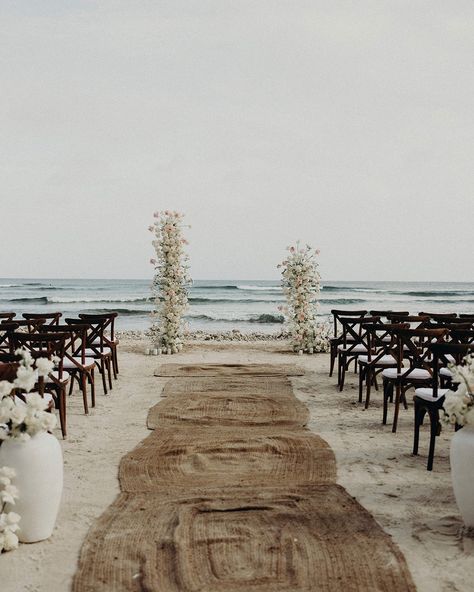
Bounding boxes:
399 290 474 297
237 285 281 291
190 297 283 304
319 298 367 304
187 313 284 324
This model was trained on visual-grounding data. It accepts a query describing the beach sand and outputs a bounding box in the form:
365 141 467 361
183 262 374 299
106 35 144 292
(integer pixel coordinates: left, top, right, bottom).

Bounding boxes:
1 339 473 592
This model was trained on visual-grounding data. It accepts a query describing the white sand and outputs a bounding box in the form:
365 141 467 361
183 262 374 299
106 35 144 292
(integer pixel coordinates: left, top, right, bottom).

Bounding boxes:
1 339 473 591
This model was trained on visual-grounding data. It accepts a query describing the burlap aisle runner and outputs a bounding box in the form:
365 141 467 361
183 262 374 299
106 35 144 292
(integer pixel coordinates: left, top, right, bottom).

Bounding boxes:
74 364 416 592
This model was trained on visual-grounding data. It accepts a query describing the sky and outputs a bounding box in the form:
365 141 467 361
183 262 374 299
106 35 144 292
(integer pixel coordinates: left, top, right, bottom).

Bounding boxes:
0 1 473 281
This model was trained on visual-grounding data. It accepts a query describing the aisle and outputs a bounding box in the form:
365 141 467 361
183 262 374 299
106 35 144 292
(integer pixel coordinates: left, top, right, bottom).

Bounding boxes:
73 363 416 592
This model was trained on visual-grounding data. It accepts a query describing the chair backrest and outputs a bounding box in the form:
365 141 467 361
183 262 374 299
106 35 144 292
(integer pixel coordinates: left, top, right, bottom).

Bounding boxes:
449 329 474 345
459 313 474 319
429 342 474 398
418 312 458 321
42 324 90 364
386 314 430 328
10 332 66 380
339 316 380 352
0 318 46 333
23 312 62 326
370 310 409 319
0 322 19 353
0 312 16 321
78 312 117 344
366 322 410 362
427 322 472 332
330 310 367 338
394 328 449 375
65 317 107 352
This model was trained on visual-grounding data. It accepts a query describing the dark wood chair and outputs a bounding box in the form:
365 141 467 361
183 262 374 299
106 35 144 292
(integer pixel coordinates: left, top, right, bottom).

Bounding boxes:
23 312 62 326
10 332 68 438
328 310 367 377
337 316 380 391
418 312 457 322
382 327 448 433
78 312 119 378
0 322 19 354
65 318 113 394
42 324 96 414
369 310 409 319
358 322 409 409
413 342 474 470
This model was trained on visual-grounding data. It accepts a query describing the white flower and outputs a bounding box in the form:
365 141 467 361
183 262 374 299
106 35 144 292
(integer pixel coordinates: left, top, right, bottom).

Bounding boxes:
14 365 37 393
0 381 14 399
9 405 27 426
2 529 19 551
26 392 49 412
35 358 55 378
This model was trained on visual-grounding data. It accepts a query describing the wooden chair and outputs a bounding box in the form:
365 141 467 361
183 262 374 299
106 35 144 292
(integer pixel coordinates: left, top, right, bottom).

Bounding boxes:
369 310 409 319
0 322 19 354
418 312 457 322
328 310 367 377
78 312 119 378
413 342 474 470
42 324 96 414
337 316 380 391
65 318 113 394
382 328 448 433
358 322 409 409
10 332 68 438
23 312 62 326
0 318 46 333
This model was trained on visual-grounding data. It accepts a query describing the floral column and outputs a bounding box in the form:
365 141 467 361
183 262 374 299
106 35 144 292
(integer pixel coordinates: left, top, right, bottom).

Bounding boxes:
278 243 329 354
149 211 192 354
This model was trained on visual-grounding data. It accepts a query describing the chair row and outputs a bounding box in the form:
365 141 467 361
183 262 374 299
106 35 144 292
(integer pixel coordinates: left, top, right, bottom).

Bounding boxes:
0 312 120 439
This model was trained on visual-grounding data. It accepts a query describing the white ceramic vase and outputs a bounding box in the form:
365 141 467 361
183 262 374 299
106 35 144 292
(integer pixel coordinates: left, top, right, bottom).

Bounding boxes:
0 431 63 542
450 425 474 528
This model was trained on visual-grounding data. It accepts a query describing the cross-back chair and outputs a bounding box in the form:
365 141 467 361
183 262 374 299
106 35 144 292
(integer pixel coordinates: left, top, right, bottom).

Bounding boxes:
382 327 449 433
328 310 367 377
358 322 409 409
413 342 474 470
78 312 119 377
0 312 16 322
337 316 380 391
42 324 96 414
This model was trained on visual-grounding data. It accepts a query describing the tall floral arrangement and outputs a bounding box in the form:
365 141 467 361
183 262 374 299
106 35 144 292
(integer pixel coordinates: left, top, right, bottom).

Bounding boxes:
278 243 329 353
149 210 192 354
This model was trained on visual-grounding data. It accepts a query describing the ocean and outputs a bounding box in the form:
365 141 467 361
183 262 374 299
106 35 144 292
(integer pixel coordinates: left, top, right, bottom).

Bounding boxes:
0 279 473 333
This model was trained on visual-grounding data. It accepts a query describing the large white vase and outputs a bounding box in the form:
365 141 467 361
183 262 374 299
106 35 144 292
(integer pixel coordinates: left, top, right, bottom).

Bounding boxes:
0 431 63 542
450 425 474 528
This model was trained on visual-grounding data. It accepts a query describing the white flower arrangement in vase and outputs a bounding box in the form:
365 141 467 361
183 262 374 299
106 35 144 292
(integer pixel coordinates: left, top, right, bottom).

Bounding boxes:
0 466 20 552
442 354 474 426
149 210 192 354
278 243 330 354
0 350 57 442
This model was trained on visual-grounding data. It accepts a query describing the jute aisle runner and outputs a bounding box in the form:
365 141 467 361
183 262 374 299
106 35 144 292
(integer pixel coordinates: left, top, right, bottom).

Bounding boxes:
73 364 416 592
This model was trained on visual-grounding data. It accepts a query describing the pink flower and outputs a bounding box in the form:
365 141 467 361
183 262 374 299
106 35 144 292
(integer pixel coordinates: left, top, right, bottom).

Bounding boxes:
150 258 157 265
148 225 154 232
315 249 320 255
153 211 160 218
290 247 295 253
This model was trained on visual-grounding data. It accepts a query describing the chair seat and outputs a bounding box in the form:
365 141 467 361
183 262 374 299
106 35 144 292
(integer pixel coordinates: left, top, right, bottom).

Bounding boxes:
337 344 367 353
382 367 431 380
63 357 96 370
445 354 455 364
85 347 112 357
414 387 455 402
92 338 119 346
358 354 398 366
440 367 453 378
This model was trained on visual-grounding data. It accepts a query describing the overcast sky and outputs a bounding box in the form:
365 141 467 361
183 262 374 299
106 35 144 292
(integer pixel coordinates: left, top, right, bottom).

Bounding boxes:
0 1 473 281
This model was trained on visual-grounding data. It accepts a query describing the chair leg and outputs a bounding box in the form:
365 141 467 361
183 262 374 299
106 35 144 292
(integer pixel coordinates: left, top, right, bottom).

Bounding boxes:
81 372 89 415
111 349 118 380
365 369 372 409
392 383 401 433
68 373 75 396
107 358 113 391
58 388 67 438
98 360 108 394
90 369 96 408
358 365 364 403
114 348 119 375
382 379 392 425
339 355 347 391
427 408 440 471
329 345 336 377
413 400 424 455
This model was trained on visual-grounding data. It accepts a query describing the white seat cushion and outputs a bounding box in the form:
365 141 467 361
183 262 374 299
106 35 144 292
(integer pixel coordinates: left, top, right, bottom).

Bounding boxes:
445 354 455 364
382 367 431 380
85 347 112 357
92 337 118 345
414 388 454 402
63 357 96 370
358 354 398 366
337 344 367 353
440 367 453 378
